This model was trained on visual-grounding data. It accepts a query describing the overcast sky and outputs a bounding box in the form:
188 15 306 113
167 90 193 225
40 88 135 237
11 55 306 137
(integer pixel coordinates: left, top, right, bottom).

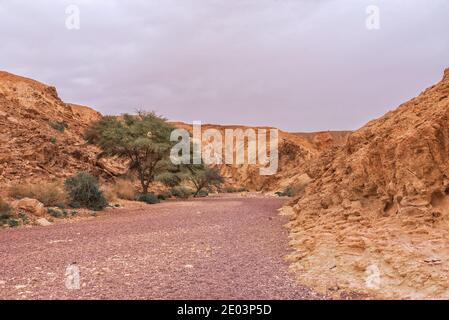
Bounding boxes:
0 0 448 131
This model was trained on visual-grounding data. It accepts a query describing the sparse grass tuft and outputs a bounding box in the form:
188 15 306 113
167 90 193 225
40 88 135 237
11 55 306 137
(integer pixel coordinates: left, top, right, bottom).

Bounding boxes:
102 185 118 203
171 186 193 199
101 180 138 203
114 180 137 200
49 121 69 132
9 182 67 207
157 191 172 200
221 187 248 193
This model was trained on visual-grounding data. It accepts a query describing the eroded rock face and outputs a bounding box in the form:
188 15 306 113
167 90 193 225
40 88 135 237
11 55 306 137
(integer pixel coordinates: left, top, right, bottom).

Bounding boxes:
287 68 449 299
172 122 349 192
0 71 124 185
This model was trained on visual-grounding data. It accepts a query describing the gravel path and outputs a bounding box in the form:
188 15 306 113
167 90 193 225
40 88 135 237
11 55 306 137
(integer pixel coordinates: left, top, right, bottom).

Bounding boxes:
0 195 318 300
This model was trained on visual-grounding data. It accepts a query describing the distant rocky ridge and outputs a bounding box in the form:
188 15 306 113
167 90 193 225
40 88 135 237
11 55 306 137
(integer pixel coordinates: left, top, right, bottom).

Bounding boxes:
171 122 350 191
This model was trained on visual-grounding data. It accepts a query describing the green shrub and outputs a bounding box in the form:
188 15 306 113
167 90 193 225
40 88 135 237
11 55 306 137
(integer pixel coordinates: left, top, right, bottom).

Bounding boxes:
0 214 11 225
70 202 81 209
18 212 30 225
156 172 182 188
0 198 12 225
7 219 19 228
50 137 57 144
137 193 160 204
171 186 192 199
49 121 68 132
64 172 108 211
157 191 172 200
47 208 64 218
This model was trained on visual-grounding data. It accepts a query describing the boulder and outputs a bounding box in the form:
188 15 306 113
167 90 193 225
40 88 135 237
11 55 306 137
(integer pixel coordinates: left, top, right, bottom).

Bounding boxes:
15 198 46 217
36 218 52 227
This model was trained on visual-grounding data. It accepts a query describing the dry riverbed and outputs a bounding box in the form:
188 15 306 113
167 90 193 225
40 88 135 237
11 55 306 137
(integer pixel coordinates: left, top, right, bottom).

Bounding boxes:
0 195 320 300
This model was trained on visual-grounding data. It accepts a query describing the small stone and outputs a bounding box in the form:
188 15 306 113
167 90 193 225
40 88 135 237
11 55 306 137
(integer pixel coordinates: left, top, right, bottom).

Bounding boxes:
15 285 27 290
36 218 52 227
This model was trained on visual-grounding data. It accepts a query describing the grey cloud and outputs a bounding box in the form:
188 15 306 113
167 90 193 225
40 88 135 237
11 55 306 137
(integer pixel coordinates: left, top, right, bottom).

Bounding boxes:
0 0 448 131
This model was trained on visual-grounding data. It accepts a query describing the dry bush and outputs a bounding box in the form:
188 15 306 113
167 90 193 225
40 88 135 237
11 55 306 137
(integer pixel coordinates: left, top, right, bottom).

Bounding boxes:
100 180 137 203
8 184 34 199
102 185 118 203
64 172 107 211
113 179 137 200
0 197 11 216
9 182 67 207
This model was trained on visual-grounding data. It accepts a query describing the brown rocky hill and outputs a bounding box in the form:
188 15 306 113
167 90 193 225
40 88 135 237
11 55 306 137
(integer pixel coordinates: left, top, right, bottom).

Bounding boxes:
171 122 349 191
286 68 449 299
0 71 121 187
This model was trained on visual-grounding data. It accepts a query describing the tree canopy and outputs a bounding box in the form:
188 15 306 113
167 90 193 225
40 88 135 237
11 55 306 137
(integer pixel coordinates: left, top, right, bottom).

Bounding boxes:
86 111 224 196
85 112 175 194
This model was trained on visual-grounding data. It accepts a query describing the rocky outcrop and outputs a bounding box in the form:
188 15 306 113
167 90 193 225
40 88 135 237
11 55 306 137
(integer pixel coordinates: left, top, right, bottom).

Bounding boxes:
13 198 46 217
0 71 124 186
287 68 449 299
172 122 349 192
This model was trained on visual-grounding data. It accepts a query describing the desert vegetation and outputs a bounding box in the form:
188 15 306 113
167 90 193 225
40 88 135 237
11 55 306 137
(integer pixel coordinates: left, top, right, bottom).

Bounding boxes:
136 193 160 204
64 172 108 211
170 186 193 199
186 166 224 197
85 112 178 195
0 197 13 225
1 109 227 228
48 120 69 132
9 182 67 207
85 111 224 198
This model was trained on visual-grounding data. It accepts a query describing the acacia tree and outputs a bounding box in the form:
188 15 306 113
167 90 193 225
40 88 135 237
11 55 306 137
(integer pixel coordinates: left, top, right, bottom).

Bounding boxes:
187 165 224 197
85 112 175 194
